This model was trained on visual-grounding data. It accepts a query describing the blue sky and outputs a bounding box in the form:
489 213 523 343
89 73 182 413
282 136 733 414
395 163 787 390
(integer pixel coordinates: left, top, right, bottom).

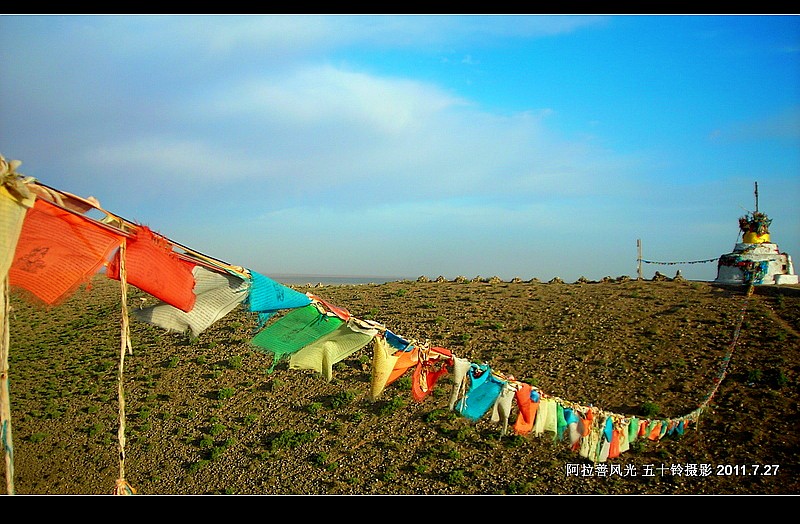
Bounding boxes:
1 15 798 282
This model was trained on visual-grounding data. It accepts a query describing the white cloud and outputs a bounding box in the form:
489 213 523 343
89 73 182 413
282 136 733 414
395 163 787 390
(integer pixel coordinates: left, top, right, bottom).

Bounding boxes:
189 64 641 208
85 137 263 182
115 15 610 60
211 64 468 132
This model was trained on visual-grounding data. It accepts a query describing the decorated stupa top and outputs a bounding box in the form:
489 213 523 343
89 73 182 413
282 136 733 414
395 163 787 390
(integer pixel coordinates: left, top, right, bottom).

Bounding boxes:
739 210 772 238
738 182 772 244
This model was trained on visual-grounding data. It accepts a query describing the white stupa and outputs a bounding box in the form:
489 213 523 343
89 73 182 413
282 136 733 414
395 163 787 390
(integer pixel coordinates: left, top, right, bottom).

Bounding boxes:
715 183 798 286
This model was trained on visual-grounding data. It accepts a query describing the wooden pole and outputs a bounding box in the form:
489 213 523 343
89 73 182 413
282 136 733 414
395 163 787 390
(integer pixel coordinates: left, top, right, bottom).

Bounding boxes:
1 277 15 495
637 239 643 280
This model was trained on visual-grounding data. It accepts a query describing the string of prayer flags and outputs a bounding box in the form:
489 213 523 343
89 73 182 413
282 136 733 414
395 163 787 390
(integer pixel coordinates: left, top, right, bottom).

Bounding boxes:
2 165 755 469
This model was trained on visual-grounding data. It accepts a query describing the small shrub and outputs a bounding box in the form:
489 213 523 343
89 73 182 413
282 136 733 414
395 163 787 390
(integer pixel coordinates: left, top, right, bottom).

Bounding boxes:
629 440 645 453
311 452 329 467
228 355 243 369
641 401 660 418
423 408 450 423
746 369 763 384
506 481 533 494
267 430 319 452
395 376 412 390
670 358 687 369
377 396 405 416
87 423 104 438
505 435 526 448
451 427 471 443
381 468 398 482
445 469 466 486
767 369 788 388
414 463 430 474
217 387 235 400
188 459 210 473
330 390 355 409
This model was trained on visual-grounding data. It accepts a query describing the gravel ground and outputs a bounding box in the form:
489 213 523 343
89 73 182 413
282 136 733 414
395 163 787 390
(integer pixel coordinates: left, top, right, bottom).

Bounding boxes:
3 275 799 495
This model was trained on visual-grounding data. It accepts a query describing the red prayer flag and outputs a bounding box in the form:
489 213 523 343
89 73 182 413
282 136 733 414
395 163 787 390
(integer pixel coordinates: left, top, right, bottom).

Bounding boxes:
107 225 196 312
9 199 123 305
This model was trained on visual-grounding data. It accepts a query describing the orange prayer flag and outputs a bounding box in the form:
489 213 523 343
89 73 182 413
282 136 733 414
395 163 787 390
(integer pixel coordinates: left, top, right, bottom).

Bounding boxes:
513 383 538 436
386 346 420 386
609 429 621 458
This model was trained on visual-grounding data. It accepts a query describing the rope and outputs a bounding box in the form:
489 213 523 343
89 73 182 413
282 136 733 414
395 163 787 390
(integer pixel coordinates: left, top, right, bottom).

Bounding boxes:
113 239 136 495
639 257 719 265
693 288 752 414
1 277 16 495
34 181 249 280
